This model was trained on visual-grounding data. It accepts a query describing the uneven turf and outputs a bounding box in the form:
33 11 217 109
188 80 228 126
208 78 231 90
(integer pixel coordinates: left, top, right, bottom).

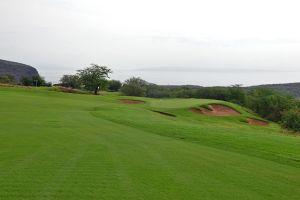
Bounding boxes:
0 87 300 200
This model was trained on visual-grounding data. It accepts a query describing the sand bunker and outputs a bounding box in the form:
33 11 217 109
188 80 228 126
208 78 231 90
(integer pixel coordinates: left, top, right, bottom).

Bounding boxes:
247 118 268 126
120 99 145 104
191 104 240 116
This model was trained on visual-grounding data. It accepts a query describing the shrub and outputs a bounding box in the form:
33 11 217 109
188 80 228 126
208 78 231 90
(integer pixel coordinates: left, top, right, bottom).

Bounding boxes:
107 80 122 92
228 85 246 105
146 84 171 98
121 77 148 96
0 74 16 84
194 87 230 100
60 75 80 88
21 75 46 86
246 88 296 121
49 86 90 94
281 109 300 132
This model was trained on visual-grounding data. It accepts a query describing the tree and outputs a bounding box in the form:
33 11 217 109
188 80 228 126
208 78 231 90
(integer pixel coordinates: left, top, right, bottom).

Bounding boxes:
60 75 81 88
281 109 300 132
121 77 148 96
246 88 296 121
194 87 229 100
32 75 46 86
228 84 246 105
146 84 171 98
20 77 31 86
77 64 112 95
107 80 122 92
21 75 46 86
0 74 16 84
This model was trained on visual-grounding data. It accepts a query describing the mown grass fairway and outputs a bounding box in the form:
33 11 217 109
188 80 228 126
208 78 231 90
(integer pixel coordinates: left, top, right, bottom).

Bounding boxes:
0 87 300 200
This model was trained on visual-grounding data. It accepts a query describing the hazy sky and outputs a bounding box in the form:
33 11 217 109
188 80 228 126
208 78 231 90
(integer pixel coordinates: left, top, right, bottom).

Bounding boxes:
1 0 300 86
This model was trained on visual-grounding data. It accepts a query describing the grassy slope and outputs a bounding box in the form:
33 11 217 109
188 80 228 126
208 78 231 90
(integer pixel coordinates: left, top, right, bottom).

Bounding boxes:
0 87 299 200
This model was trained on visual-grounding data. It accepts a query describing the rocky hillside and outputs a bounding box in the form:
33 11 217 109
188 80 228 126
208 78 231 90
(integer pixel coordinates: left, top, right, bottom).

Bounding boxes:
0 59 39 82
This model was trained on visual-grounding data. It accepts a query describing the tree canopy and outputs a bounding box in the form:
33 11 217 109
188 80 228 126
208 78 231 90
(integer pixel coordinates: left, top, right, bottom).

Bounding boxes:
60 75 80 89
77 64 112 95
121 77 148 96
107 80 122 92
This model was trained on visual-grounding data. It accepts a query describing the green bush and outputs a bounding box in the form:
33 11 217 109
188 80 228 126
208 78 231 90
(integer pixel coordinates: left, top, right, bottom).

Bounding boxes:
246 88 296 121
194 87 229 100
21 75 47 87
60 75 81 88
281 109 300 132
0 74 16 84
50 86 90 94
121 77 148 96
146 84 171 98
107 80 122 92
228 85 246 105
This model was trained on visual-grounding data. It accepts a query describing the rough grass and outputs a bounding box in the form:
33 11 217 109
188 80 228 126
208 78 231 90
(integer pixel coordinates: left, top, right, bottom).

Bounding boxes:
0 87 300 200
48 86 90 94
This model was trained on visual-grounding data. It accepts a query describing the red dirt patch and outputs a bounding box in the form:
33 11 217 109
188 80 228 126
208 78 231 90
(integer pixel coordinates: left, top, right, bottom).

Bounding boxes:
247 118 268 126
120 99 145 104
190 104 240 116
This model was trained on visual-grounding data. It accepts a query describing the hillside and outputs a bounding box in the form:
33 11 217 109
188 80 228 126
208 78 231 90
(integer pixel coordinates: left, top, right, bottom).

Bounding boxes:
0 86 299 199
0 59 39 82
158 83 300 98
247 82 300 97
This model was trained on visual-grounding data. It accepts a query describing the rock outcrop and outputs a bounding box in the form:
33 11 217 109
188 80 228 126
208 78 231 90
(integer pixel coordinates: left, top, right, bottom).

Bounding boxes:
0 59 39 82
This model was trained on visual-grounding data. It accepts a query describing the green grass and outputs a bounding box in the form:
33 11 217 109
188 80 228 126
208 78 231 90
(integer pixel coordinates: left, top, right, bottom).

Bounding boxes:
0 86 299 200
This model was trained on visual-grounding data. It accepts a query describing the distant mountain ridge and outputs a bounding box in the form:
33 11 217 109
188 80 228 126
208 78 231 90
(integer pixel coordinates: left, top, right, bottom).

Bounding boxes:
0 59 39 82
159 83 300 97
247 83 300 97
1 58 299 97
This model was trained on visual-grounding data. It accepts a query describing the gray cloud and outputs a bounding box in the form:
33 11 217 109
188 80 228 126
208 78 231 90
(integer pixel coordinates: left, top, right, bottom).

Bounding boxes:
145 35 300 47
1 0 300 85
133 67 298 73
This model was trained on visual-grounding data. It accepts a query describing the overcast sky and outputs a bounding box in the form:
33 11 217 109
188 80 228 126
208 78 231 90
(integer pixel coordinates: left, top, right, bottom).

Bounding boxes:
1 0 300 86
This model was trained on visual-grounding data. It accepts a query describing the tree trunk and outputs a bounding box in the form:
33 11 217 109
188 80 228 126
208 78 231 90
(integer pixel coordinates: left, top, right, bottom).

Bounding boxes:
94 87 98 95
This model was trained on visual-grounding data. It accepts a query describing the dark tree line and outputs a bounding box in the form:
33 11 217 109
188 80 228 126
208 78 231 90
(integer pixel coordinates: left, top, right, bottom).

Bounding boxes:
0 74 16 84
21 75 51 87
0 74 51 87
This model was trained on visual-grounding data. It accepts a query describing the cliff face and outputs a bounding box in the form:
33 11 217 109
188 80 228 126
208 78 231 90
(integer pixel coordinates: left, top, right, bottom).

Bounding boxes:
0 59 39 82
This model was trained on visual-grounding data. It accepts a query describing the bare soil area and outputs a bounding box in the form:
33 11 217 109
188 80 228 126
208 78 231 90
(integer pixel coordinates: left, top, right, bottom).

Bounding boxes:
247 118 268 126
120 99 145 104
191 104 240 116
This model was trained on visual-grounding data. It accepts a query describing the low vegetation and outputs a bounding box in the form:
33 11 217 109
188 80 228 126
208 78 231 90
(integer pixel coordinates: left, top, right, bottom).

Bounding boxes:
49 86 90 94
0 74 16 84
107 80 122 92
59 74 81 89
281 109 300 132
0 73 51 87
120 77 148 96
21 75 51 87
